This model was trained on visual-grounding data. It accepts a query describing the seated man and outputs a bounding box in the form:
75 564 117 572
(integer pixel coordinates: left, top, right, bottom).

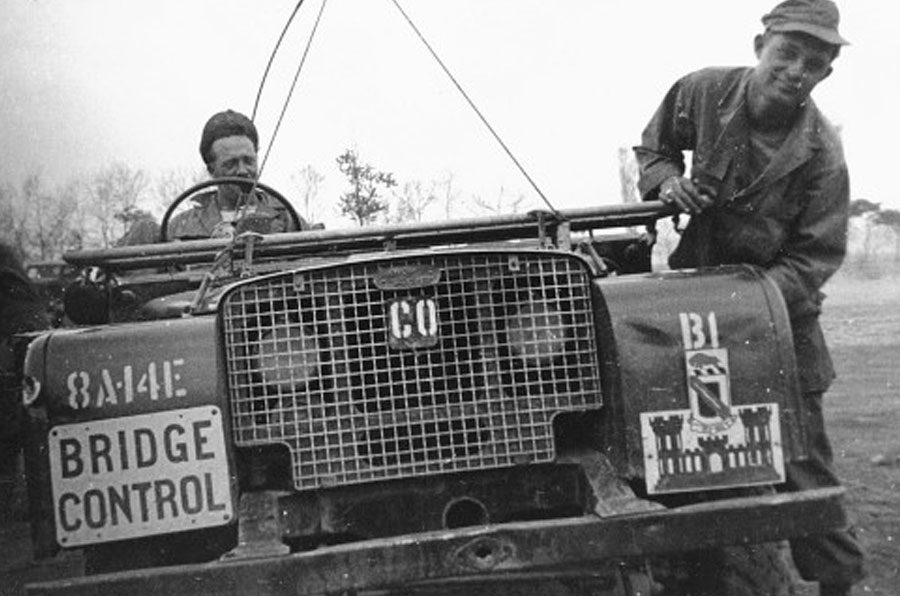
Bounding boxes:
167 109 304 240
118 109 305 245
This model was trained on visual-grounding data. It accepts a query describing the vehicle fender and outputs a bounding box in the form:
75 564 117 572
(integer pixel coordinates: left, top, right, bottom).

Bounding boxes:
593 265 806 479
21 316 233 555
25 316 221 420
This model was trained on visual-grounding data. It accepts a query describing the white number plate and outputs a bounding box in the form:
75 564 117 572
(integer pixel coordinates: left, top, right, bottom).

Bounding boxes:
49 406 233 547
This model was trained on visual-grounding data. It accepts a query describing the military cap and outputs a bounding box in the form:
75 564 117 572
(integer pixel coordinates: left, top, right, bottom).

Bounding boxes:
199 109 259 165
762 0 849 46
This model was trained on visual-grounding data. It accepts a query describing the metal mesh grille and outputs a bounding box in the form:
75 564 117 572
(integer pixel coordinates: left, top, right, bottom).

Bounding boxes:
222 252 601 491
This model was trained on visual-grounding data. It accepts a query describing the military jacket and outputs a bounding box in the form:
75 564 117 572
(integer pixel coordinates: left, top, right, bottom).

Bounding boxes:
168 189 300 240
634 67 849 392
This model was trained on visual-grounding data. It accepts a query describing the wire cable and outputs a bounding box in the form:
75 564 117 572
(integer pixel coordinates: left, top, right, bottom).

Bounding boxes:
251 1 306 122
389 0 561 218
237 0 324 227
257 0 329 178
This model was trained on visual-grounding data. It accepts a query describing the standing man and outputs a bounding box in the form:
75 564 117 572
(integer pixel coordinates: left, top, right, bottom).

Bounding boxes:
633 1 864 594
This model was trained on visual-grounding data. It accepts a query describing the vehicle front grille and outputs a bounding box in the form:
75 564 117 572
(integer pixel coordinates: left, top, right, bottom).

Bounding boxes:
221 251 601 491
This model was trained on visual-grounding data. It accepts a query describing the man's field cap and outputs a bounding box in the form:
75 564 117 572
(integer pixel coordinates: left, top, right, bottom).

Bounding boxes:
762 0 849 46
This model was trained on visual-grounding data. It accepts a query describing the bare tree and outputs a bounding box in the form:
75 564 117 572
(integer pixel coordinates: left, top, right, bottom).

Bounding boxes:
56 180 90 253
153 168 207 215
390 180 437 224
292 164 325 224
23 174 79 261
470 186 525 216
849 198 880 217
82 163 149 247
848 199 881 275
0 181 26 256
875 208 900 266
336 149 396 227
440 172 459 220
0 174 79 262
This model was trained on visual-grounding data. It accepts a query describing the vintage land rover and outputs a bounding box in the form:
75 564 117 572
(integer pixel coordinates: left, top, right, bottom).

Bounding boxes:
12 193 845 596
10 5 845 596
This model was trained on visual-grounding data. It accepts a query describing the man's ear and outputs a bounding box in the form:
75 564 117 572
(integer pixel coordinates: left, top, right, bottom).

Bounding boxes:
753 34 765 58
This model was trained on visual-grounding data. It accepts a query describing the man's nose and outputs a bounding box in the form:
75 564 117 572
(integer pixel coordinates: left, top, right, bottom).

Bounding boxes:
785 60 806 82
235 160 255 177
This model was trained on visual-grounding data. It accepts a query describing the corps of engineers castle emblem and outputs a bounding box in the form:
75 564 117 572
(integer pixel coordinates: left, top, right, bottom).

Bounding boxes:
640 347 786 495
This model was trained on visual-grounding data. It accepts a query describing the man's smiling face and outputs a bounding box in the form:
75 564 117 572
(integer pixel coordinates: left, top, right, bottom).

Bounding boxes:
751 31 836 115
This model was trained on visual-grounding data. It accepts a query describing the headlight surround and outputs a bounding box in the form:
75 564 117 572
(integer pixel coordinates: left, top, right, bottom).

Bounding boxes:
505 302 569 364
255 323 320 391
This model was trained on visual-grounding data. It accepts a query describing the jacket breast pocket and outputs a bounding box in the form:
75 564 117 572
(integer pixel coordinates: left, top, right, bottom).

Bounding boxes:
713 205 788 265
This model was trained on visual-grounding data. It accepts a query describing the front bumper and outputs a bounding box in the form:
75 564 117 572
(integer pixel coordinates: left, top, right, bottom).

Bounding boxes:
27 487 845 596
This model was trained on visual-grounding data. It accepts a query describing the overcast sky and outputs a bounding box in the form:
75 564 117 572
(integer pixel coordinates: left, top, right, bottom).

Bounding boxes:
2 0 898 225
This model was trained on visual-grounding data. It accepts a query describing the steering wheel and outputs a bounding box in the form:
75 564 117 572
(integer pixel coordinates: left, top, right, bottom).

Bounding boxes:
159 177 302 242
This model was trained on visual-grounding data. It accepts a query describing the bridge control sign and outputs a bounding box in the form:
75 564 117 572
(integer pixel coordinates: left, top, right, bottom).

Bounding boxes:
48 406 233 546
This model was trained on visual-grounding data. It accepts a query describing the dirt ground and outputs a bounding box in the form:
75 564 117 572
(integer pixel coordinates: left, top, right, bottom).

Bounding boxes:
794 271 900 595
1 271 897 596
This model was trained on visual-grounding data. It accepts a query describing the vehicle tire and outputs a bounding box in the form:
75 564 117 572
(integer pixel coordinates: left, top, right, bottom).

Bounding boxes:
680 541 796 596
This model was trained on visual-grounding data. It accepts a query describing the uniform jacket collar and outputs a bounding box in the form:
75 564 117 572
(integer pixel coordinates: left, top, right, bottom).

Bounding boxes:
186 190 223 236
188 188 267 235
703 68 824 200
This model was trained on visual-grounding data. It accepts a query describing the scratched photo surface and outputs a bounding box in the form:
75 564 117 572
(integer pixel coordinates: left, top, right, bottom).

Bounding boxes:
2 1 899 594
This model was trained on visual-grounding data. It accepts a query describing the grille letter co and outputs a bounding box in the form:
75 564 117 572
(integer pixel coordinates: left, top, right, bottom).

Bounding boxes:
388 297 439 349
